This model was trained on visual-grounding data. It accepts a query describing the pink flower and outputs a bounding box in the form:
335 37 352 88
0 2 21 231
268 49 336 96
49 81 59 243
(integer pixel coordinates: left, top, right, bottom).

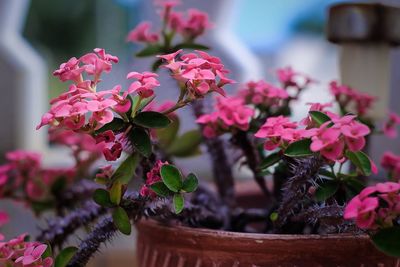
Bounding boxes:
254 116 314 151
53 57 84 83
166 8 212 40
383 112 400 138
140 160 169 198
344 195 379 229
159 50 235 97
276 66 315 89
310 124 343 160
196 96 254 137
15 244 48 265
127 71 160 98
102 142 123 161
381 151 400 180
96 165 114 181
238 80 288 106
344 182 400 230
126 22 159 43
340 120 370 152
0 211 9 227
329 81 376 117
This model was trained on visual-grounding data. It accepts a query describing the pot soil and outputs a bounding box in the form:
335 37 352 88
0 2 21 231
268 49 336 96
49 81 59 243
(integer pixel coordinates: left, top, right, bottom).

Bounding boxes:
136 220 398 267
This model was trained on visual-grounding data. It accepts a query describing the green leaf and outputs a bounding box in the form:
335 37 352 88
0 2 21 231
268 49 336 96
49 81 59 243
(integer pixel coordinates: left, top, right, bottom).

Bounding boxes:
173 43 210 50
182 173 198 193
128 127 152 157
345 151 372 176
112 207 131 235
160 165 183 192
309 111 331 126
150 182 172 197
31 201 54 214
152 59 164 72
319 169 336 179
284 139 313 157
55 247 78 267
133 111 171 129
93 189 113 207
167 130 202 157
42 242 53 259
111 153 139 184
138 95 156 111
95 118 125 134
270 212 278 222
372 226 400 257
259 152 281 170
156 116 180 147
315 181 339 202
110 181 122 205
135 44 162 57
173 194 185 214
345 178 365 195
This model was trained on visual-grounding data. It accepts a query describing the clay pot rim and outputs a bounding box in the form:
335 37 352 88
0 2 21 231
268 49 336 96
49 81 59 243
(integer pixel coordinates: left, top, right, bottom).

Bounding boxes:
138 219 369 241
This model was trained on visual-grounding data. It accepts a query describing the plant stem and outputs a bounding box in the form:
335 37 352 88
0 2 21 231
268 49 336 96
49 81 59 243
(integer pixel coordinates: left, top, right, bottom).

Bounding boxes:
232 130 271 199
274 156 324 231
191 99 235 207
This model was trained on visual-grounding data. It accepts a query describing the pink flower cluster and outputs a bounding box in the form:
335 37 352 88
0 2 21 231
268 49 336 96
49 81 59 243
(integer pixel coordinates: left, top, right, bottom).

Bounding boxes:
0 150 76 202
196 97 255 138
53 48 118 86
38 48 160 132
255 116 315 150
381 151 400 181
0 234 52 267
168 8 212 40
126 22 159 44
159 50 235 97
238 80 288 106
276 67 315 89
127 1 211 44
329 81 376 116
140 160 169 198
310 115 370 161
344 182 400 229
383 112 400 138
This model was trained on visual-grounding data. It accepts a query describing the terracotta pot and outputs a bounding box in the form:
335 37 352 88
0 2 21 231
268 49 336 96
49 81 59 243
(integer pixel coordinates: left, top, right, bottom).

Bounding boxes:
136 220 398 267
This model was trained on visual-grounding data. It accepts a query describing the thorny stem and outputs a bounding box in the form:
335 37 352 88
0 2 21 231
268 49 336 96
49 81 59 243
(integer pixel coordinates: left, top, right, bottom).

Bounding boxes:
274 156 324 231
232 130 272 200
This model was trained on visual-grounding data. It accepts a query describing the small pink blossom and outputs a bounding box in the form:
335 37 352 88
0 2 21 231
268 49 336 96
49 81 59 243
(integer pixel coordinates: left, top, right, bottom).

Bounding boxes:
126 22 159 43
381 151 400 180
159 50 235 97
196 97 254 137
276 66 315 89
383 112 400 138
127 71 160 98
167 9 212 40
329 81 376 117
238 80 288 107
255 116 314 151
140 160 169 198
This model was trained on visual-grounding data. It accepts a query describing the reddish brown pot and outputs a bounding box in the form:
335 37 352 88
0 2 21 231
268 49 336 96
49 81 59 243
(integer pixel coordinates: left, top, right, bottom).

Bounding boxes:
136 220 398 267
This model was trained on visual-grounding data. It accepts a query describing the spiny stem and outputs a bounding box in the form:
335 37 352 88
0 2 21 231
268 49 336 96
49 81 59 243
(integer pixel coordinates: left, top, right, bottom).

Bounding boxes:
37 200 105 248
232 130 271 200
275 156 324 231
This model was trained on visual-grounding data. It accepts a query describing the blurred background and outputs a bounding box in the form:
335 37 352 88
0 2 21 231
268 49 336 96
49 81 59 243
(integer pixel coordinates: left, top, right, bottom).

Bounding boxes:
1 0 400 265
